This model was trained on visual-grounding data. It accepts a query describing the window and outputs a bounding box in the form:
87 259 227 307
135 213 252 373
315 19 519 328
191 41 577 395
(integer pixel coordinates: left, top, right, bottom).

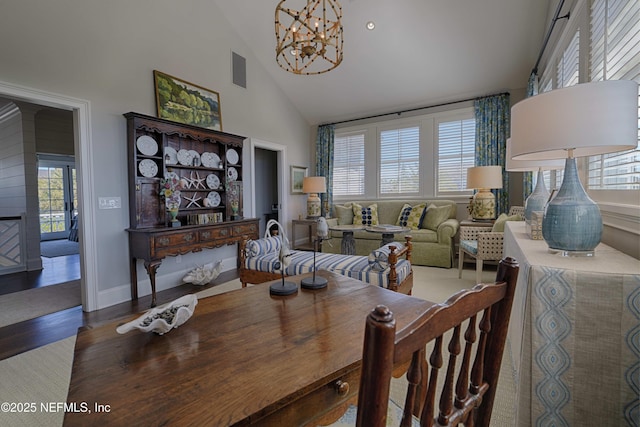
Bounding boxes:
436 117 475 194
379 126 420 194
333 132 365 196
587 0 640 190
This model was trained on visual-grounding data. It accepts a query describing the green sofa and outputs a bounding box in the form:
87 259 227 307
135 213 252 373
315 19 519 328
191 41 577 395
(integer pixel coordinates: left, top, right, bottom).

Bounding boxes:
323 200 459 268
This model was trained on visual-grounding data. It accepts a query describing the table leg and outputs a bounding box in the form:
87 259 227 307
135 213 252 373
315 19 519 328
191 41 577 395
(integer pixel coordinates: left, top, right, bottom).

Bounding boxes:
341 231 356 255
143 260 162 308
380 233 394 246
130 257 139 301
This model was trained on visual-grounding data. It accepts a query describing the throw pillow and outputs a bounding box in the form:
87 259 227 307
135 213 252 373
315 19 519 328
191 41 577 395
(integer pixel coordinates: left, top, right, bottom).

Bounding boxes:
396 203 426 229
491 213 523 232
353 203 379 226
334 203 354 225
420 204 451 231
367 241 406 271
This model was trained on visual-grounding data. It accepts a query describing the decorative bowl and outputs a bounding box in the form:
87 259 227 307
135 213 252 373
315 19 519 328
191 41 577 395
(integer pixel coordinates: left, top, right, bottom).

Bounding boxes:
116 294 198 335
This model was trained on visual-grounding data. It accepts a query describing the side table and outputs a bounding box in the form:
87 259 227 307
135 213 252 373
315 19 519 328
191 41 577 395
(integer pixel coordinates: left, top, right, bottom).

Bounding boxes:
365 225 410 247
292 218 317 251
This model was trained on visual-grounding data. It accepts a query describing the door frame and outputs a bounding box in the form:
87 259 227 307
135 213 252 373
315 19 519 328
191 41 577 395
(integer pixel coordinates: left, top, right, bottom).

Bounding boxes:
247 138 288 233
0 80 99 312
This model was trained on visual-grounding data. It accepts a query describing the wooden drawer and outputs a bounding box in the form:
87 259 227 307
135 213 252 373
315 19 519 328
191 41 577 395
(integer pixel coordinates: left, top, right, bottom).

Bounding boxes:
153 231 197 248
232 222 258 237
199 227 231 242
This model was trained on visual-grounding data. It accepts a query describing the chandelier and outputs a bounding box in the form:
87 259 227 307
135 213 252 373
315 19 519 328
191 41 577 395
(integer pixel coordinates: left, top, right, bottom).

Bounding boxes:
275 0 343 75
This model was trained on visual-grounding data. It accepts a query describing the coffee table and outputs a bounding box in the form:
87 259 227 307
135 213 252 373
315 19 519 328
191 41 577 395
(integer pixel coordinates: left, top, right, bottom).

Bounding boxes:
366 225 410 246
328 224 365 255
64 271 433 426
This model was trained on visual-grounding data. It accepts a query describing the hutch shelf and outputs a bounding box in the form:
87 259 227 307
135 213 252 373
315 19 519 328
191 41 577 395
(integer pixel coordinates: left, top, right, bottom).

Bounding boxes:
124 112 258 306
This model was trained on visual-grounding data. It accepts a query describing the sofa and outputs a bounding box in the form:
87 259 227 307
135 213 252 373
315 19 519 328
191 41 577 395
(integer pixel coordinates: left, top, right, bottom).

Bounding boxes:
322 200 459 268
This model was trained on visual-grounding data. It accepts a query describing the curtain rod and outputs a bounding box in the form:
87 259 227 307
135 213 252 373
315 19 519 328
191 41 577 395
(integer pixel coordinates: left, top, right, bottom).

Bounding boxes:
532 0 570 76
323 92 510 127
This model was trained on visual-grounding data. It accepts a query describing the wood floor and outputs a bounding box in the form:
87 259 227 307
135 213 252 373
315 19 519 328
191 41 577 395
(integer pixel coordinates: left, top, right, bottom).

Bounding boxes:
0 254 239 361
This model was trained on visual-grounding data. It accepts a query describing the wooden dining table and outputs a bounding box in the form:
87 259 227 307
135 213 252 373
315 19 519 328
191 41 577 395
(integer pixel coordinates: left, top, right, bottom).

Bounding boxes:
64 271 434 426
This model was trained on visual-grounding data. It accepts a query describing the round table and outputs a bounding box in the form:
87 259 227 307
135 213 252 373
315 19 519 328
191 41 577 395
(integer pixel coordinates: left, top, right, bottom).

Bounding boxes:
365 225 410 246
328 224 365 255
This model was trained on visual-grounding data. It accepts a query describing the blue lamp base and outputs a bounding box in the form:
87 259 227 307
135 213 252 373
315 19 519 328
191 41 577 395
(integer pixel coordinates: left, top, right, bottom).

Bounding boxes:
542 157 601 256
524 169 550 222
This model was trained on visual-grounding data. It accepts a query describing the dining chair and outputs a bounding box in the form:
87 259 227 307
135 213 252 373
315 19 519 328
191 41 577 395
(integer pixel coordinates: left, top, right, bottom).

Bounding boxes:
355 257 519 427
458 207 523 284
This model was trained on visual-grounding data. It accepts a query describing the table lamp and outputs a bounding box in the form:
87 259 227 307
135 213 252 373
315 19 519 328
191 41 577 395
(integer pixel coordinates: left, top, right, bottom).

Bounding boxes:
466 166 503 220
511 80 638 256
505 138 564 222
303 176 326 219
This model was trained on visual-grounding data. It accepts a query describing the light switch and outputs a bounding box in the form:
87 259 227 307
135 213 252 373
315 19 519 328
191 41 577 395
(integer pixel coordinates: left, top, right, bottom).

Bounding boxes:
99 197 121 209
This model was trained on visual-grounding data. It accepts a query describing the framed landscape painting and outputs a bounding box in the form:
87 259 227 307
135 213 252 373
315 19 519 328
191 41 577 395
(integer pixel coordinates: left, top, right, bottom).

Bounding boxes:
291 165 308 194
153 70 223 131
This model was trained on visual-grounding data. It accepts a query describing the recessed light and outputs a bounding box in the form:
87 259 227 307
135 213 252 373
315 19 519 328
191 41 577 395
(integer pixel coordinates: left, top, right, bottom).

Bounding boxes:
366 21 375 30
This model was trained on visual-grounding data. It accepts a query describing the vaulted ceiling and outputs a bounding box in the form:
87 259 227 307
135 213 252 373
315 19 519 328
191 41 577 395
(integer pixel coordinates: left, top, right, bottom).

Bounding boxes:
213 0 553 126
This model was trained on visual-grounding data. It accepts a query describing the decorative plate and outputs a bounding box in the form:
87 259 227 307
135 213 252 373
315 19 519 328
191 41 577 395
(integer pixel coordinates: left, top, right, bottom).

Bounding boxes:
227 148 239 165
136 135 158 156
227 167 238 181
177 149 192 166
164 147 178 165
201 152 221 168
116 294 198 335
207 191 221 207
189 150 201 166
138 159 158 177
206 173 220 189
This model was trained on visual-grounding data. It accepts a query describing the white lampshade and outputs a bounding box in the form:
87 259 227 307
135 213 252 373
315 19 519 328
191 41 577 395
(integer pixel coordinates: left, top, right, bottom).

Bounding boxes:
511 80 638 160
302 176 326 194
505 138 564 172
466 166 503 189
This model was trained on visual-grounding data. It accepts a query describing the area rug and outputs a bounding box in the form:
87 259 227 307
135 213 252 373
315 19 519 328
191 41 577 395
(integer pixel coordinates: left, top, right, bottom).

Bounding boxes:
40 240 79 258
0 266 516 427
0 280 81 328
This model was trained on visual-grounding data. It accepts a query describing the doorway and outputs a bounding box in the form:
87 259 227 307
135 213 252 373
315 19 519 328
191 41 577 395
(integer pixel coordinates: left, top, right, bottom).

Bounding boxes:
38 155 77 241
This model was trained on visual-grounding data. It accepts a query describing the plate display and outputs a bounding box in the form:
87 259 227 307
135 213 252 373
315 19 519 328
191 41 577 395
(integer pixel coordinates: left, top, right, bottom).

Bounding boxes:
201 152 221 168
206 173 220 189
177 149 193 166
227 148 239 165
206 191 221 207
227 167 238 181
189 150 201 166
138 159 158 177
164 147 178 165
136 135 158 156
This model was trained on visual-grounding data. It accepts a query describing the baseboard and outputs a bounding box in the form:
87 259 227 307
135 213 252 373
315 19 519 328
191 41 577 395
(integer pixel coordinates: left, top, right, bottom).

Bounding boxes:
96 255 238 310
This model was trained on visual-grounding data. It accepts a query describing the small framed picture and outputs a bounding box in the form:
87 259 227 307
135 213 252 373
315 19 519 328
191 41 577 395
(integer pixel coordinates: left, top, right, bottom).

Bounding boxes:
290 165 308 194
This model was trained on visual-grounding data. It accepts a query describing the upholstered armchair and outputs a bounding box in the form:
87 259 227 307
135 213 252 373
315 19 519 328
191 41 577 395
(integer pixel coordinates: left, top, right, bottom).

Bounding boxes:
458 207 523 284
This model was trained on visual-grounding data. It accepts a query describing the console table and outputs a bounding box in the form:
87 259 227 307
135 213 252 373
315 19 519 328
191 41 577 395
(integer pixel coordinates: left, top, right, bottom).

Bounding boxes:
127 218 258 307
503 221 640 427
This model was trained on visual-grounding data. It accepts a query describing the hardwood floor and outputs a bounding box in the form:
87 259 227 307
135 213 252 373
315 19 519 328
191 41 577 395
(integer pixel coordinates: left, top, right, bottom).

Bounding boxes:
0 255 239 361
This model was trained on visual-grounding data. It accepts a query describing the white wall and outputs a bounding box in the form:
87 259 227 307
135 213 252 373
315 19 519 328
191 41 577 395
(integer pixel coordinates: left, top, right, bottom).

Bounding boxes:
0 0 311 309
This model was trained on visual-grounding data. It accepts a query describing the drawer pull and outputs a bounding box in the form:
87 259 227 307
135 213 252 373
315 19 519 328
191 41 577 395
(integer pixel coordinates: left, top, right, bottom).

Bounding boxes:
333 380 349 396
157 237 170 246
202 231 211 239
183 234 194 242
220 229 228 236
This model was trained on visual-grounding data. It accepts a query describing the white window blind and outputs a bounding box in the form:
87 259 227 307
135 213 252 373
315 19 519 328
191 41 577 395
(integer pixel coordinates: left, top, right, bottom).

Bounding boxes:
588 0 640 190
379 126 420 194
557 30 581 88
333 132 365 196
437 118 475 193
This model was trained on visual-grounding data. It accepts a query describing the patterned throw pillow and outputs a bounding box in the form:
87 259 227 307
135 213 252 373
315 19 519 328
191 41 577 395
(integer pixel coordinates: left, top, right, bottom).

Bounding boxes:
353 203 379 226
396 204 413 226
396 203 426 229
420 204 451 231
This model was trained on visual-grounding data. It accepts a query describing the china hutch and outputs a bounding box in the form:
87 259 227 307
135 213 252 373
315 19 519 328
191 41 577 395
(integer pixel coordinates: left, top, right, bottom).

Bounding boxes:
125 112 258 306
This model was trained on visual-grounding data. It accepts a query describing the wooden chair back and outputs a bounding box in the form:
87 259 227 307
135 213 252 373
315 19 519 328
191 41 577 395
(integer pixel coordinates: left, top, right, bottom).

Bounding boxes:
356 257 519 427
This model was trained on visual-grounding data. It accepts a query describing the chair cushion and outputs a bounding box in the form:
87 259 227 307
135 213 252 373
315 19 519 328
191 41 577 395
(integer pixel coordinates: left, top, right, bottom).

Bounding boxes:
460 239 478 255
353 203 379 226
395 203 426 229
491 213 523 232
368 241 406 271
245 250 411 289
420 204 451 231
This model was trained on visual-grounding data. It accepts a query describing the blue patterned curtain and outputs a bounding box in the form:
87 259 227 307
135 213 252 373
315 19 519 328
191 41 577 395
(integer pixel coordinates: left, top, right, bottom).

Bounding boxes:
522 72 539 200
315 124 334 217
474 93 510 216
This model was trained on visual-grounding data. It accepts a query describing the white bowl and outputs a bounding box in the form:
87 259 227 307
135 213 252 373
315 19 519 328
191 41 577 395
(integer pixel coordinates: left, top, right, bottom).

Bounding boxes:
116 294 198 335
